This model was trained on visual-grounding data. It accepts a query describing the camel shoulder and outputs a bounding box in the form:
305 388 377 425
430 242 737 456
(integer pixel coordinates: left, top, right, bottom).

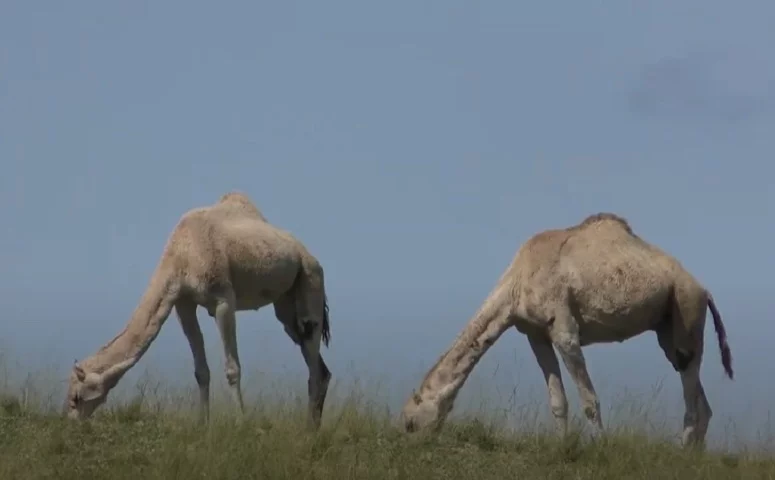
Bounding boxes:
505 227 570 282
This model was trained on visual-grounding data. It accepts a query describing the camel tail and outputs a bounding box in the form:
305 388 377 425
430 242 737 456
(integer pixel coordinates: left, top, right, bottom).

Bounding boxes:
707 293 733 380
321 295 331 347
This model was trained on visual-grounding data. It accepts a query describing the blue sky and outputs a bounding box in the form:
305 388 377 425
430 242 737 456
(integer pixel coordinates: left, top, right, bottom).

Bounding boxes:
1 1 773 446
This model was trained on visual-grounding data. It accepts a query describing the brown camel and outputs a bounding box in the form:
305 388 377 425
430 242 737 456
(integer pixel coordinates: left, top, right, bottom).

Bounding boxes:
400 213 733 449
63 192 332 429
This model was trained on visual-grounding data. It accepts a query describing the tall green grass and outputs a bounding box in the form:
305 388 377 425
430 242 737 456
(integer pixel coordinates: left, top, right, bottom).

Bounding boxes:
0 358 772 479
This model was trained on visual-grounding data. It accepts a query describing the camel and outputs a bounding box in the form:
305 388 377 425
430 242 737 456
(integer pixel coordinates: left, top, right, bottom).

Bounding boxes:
399 213 733 449
63 191 333 429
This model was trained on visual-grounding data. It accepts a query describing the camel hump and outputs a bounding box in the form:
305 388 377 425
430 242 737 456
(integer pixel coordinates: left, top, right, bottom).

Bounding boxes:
574 212 634 235
218 191 255 206
217 191 267 221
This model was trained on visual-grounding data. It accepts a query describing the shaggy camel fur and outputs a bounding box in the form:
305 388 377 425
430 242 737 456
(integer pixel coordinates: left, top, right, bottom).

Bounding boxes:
64 192 332 429
400 213 733 448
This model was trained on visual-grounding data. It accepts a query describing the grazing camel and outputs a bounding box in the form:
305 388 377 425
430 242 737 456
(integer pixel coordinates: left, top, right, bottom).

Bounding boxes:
64 192 332 429
400 213 733 449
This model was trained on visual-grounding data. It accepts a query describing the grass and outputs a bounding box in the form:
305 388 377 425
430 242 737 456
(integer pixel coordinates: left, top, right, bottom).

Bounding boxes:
1 377 774 480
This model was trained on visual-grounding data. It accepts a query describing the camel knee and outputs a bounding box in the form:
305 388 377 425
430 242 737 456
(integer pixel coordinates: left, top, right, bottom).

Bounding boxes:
583 399 601 422
546 379 568 418
224 365 241 386
552 331 581 353
549 396 568 420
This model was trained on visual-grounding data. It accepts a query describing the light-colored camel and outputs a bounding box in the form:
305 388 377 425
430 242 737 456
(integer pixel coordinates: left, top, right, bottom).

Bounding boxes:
399 213 733 448
64 192 332 429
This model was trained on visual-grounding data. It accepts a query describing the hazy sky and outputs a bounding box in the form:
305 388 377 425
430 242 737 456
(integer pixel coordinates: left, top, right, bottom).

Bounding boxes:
1 1 773 447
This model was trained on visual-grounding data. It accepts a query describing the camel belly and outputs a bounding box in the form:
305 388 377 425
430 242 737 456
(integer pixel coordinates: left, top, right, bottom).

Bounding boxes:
573 291 669 345
230 259 299 307
578 320 653 346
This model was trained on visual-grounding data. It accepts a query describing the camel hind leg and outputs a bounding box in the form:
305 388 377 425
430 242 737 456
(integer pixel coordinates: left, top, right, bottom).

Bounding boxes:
273 258 332 430
656 292 712 449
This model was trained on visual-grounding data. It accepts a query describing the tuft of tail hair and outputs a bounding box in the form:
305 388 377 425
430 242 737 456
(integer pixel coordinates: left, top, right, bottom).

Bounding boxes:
707 293 733 379
321 295 331 347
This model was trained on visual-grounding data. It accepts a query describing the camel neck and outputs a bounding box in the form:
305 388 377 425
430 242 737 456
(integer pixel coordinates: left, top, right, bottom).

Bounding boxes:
420 283 513 403
86 266 179 381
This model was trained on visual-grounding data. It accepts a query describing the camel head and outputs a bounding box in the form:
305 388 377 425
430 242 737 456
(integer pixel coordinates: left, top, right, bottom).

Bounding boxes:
398 388 453 433
63 362 111 420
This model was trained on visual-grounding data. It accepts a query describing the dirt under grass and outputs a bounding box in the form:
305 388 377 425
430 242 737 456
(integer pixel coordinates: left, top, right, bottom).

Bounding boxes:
0 393 772 480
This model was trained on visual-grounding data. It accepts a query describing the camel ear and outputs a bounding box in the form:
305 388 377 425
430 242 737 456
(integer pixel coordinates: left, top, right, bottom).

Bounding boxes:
412 390 422 405
73 362 86 382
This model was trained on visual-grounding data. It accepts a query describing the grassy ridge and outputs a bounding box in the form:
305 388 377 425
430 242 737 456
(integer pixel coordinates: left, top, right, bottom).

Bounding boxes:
0 355 770 479
1 388 773 480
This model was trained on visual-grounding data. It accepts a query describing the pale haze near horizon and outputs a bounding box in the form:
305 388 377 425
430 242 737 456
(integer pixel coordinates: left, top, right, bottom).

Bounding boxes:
1 1 773 449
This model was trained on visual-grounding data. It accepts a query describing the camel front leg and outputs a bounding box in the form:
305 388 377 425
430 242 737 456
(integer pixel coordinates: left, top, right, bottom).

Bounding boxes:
175 301 211 424
213 294 245 419
550 310 604 436
526 332 569 437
